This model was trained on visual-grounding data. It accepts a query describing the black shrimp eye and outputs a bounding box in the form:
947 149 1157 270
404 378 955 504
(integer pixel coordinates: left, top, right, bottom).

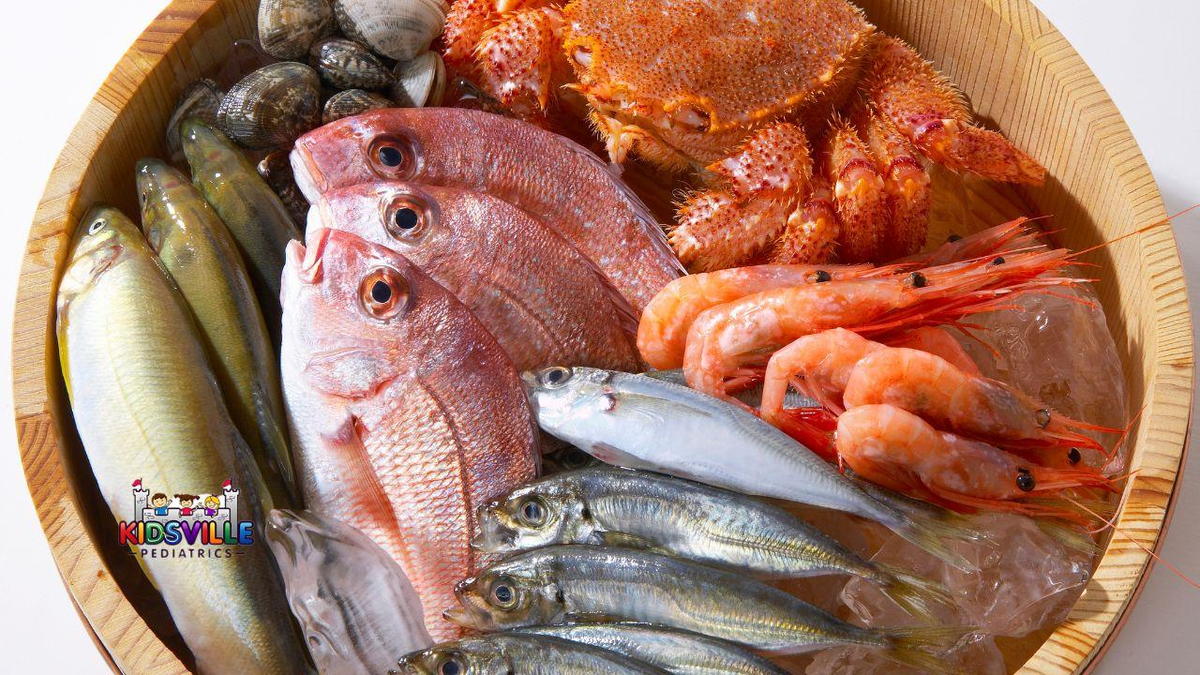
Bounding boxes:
519 498 545 526
437 656 462 675
992 256 1006 265
908 272 928 288
813 270 832 283
1016 468 1036 492
1067 448 1082 465
377 145 404 167
1035 408 1052 429
947 233 964 243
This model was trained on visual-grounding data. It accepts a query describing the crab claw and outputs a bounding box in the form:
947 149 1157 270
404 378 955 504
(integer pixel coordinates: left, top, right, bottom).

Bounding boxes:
709 122 814 201
670 191 790 272
475 6 567 116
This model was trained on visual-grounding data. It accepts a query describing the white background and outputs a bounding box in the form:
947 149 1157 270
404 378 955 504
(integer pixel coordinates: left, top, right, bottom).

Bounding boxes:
0 0 1196 671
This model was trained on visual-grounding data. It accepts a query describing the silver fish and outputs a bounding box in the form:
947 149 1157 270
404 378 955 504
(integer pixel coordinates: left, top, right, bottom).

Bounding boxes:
449 545 960 669
514 623 787 675
523 367 977 570
396 633 669 674
266 509 431 674
476 467 948 618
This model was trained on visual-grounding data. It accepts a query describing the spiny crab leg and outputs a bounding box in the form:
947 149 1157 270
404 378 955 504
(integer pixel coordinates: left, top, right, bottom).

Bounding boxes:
765 180 840 264
863 106 932 257
825 119 889 263
862 36 1047 185
475 6 568 117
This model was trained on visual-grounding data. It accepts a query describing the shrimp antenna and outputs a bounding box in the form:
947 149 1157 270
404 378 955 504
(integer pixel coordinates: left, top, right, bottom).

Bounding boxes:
1071 203 1200 259
1063 494 1200 591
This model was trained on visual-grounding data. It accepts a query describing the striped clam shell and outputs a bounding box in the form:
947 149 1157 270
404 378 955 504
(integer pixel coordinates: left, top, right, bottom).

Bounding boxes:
258 0 336 59
391 51 446 108
322 89 393 124
331 0 447 61
217 62 322 149
310 37 394 90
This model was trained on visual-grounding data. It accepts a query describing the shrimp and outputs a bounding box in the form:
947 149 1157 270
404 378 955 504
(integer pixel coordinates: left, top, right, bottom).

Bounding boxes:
881 326 979 376
682 246 1077 400
836 405 1115 521
841 347 1121 458
637 263 875 370
904 216 1046 266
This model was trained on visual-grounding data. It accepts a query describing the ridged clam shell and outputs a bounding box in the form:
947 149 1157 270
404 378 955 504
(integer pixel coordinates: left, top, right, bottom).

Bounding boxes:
310 37 394 90
165 79 224 157
217 62 322 149
322 89 393 124
258 0 336 59
331 0 447 61
391 51 445 108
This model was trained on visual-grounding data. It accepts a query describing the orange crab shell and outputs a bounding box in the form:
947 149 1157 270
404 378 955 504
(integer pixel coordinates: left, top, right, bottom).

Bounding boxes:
562 0 877 164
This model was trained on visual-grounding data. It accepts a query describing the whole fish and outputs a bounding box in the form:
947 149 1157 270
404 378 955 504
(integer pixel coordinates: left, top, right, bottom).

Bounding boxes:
312 181 641 370
523 367 977 570
514 623 787 675
56 206 306 673
182 118 301 339
449 545 959 669
280 227 539 639
289 107 684 311
476 467 948 618
265 509 431 674
396 633 669 674
137 159 295 505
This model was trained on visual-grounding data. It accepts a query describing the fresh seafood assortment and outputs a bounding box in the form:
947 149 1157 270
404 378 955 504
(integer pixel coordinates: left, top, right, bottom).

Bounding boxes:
51 1 1147 673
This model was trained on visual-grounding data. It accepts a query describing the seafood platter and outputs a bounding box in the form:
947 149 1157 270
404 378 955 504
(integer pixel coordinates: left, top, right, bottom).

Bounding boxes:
12 0 1193 673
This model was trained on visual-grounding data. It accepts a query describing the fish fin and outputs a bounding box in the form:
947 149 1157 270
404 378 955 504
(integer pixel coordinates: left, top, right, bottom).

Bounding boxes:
304 347 393 399
873 562 954 620
880 626 976 674
592 530 660 551
883 505 983 573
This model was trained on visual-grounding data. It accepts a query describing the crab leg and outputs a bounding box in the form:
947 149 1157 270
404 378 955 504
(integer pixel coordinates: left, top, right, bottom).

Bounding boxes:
863 107 932 257
765 180 840 264
825 119 889 263
475 6 569 118
862 36 1046 185
669 122 819 271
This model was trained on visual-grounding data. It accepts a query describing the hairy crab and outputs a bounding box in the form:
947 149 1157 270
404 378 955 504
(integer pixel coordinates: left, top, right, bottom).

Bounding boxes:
443 0 1046 270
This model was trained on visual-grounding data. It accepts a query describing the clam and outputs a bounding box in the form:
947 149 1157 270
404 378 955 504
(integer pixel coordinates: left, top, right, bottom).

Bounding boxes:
257 150 311 228
310 37 394 90
322 89 393 124
391 51 446 108
258 0 336 59
331 0 447 61
217 62 322 149
165 79 224 157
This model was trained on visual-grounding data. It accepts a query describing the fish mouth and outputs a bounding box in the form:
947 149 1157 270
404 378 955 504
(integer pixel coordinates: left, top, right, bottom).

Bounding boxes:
289 142 327 203
442 607 472 627
292 228 332 285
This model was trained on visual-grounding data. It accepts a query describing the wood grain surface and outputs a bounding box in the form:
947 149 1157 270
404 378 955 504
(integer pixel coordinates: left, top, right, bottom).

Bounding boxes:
11 0 1191 673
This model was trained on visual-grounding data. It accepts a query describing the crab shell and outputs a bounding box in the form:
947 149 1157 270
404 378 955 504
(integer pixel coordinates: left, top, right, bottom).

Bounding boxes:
563 0 877 168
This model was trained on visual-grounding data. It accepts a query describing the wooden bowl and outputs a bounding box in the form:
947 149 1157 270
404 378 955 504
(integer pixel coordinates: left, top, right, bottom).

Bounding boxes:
13 0 1192 672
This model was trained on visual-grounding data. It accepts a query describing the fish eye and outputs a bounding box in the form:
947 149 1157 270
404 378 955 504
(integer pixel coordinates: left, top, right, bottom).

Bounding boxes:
436 654 463 675
384 194 432 241
671 102 711 133
87 218 106 235
489 577 518 608
369 134 419 178
539 366 573 388
517 498 546 526
359 267 409 320
1015 468 1036 492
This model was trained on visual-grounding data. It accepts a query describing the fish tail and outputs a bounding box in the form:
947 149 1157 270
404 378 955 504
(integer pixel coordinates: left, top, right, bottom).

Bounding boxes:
885 508 984 573
874 562 954 620
1034 520 1101 557
880 625 975 674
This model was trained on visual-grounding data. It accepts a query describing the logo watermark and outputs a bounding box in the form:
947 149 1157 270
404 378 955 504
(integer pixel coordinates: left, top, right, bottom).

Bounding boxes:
119 478 253 559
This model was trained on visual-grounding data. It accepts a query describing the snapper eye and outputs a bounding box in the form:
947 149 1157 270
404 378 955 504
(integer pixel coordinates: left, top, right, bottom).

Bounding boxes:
368 133 419 179
384 194 433 241
539 366 572 388
359 267 409 320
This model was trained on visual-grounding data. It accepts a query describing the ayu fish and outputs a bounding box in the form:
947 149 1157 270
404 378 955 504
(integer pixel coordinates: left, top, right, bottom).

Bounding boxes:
137 159 295 505
56 206 306 673
280 227 539 639
289 107 684 311
312 181 641 371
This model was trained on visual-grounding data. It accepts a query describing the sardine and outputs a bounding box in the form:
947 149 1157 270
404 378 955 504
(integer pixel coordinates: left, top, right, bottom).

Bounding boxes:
514 623 787 675
289 107 684 311
182 119 302 339
265 509 431 674
449 545 960 669
280 227 539 639
137 159 295 505
56 206 306 672
523 367 977 570
312 181 641 371
476 467 948 618
396 633 669 674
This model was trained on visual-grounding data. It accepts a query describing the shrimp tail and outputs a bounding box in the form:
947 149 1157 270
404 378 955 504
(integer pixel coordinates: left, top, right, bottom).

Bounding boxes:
874 562 955 620
773 407 839 462
880 625 976 674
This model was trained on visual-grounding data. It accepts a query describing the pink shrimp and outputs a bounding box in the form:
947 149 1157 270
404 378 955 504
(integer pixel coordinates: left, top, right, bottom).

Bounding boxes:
881 326 979 375
904 216 1046 266
637 263 875 370
841 347 1121 458
682 246 1078 400
836 405 1116 522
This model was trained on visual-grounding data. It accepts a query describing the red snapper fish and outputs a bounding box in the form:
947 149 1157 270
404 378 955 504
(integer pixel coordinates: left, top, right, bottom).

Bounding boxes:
312 180 642 371
290 107 684 312
280 227 539 640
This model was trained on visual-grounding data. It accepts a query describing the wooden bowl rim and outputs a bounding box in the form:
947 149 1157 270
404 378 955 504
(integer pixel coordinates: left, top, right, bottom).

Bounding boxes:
11 0 1193 672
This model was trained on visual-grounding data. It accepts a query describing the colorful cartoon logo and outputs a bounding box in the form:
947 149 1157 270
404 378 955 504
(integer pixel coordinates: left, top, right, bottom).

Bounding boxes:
119 478 253 557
